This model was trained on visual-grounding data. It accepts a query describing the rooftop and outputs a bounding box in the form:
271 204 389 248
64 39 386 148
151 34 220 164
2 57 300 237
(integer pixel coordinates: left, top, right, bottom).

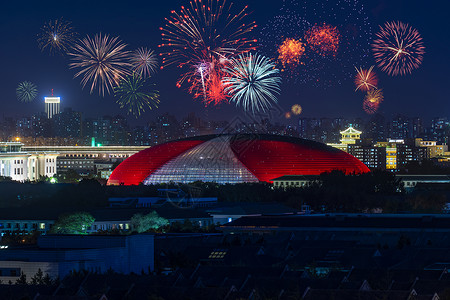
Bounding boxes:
221 213 450 232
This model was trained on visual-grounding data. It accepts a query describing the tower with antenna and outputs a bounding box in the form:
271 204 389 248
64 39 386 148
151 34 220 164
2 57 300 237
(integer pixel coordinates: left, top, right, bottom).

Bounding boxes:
44 89 60 119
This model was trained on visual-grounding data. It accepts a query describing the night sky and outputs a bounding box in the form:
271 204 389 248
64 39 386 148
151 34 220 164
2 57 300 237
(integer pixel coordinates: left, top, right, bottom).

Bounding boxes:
0 0 449 126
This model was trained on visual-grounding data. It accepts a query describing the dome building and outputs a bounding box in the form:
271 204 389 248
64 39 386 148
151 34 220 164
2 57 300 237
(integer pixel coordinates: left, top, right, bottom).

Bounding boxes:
107 134 370 186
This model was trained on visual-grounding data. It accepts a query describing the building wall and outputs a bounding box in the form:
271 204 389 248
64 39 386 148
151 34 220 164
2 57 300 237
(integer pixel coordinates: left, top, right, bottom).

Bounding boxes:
348 145 386 170
0 235 155 280
0 261 59 283
0 220 53 234
0 143 57 181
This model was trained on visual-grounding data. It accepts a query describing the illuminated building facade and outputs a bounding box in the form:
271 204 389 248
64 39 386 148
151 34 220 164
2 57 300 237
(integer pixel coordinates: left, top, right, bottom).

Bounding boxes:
108 134 369 186
327 126 362 152
22 145 147 175
0 142 58 181
44 97 60 119
415 138 448 158
348 144 386 170
376 140 430 170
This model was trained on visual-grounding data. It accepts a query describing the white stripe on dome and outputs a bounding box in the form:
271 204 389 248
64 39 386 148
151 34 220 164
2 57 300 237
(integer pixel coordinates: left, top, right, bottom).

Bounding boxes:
143 135 259 184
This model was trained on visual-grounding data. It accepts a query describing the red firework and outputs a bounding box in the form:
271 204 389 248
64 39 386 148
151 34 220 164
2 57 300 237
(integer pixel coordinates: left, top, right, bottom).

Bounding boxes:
159 0 257 105
277 38 305 71
363 89 383 114
305 23 340 57
205 69 228 106
354 66 378 92
372 21 425 76
363 99 378 114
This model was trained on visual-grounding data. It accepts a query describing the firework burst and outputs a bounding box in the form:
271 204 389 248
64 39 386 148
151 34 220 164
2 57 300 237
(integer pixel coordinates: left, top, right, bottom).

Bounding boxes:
372 21 425 76
363 89 383 114
277 38 305 71
222 53 282 114
305 23 341 57
37 18 77 55
130 47 158 78
114 74 160 118
69 34 131 96
363 99 378 114
16 81 38 103
354 66 378 92
291 104 302 115
159 0 257 105
365 89 383 105
260 0 372 86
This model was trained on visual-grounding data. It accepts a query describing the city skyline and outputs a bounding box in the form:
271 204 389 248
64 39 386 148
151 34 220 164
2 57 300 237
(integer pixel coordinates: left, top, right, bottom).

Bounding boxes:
1 0 449 125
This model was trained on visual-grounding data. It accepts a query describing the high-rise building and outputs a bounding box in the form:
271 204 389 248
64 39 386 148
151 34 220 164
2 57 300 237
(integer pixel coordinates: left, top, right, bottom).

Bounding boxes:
53 108 82 138
365 114 387 142
390 114 410 140
348 144 386 170
430 117 450 144
44 97 61 119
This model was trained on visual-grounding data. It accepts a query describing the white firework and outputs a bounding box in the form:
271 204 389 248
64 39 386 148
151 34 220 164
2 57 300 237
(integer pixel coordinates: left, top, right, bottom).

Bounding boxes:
222 53 282 113
130 47 159 78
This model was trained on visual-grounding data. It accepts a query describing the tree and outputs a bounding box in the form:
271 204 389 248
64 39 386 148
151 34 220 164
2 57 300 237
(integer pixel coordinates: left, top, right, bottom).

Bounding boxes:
131 211 169 233
51 212 95 234
31 268 44 285
16 271 27 284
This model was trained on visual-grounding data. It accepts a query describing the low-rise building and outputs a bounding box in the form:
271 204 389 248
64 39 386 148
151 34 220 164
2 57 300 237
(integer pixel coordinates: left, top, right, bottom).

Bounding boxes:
0 206 214 235
271 175 320 189
22 145 147 175
396 174 450 190
415 138 448 158
0 142 57 181
0 234 154 282
207 202 299 224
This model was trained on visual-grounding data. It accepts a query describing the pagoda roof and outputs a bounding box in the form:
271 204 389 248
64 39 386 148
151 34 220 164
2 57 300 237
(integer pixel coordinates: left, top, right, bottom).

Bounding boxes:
340 127 362 135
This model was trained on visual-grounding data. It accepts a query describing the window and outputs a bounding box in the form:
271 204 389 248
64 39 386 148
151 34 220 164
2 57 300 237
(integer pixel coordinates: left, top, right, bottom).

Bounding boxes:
40 223 45 230
9 269 20 277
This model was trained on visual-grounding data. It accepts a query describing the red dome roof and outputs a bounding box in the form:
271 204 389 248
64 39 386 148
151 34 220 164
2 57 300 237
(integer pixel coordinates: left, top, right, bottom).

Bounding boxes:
107 134 369 185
